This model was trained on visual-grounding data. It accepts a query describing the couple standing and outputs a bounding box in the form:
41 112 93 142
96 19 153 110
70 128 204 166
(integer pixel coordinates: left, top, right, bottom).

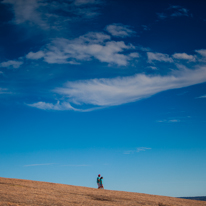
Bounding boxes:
97 174 104 189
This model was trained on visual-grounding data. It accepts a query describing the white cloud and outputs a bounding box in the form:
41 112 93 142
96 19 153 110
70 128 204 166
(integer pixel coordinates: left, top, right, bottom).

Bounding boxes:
157 119 181 123
0 60 23 68
79 32 111 43
27 101 78 111
172 53 196 61
124 147 151 154
105 24 135 38
27 100 102 112
48 65 206 109
147 66 158 70
136 46 151 52
89 41 133 66
3 0 47 28
27 32 136 66
196 94 206 98
129 52 139 58
195 49 206 58
136 147 151 152
26 51 45 59
0 88 11 94
169 119 180 122
147 52 173 63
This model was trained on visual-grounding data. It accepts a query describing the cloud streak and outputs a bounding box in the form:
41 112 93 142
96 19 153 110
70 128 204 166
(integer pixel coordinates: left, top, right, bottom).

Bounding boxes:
169 6 190 17
196 94 206 99
2 0 103 30
27 64 206 111
24 163 55 167
157 119 181 123
147 52 173 63
0 60 23 68
172 53 196 62
55 66 206 106
105 23 135 38
157 5 191 20
26 101 77 111
61 164 90 167
124 147 151 154
0 88 11 94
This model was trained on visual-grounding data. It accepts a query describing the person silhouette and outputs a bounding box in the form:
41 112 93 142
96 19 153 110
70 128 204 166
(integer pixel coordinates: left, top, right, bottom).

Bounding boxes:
97 174 101 189
100 176 104 189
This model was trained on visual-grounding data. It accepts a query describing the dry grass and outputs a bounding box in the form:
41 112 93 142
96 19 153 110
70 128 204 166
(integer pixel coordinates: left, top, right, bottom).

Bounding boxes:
0 177 205 206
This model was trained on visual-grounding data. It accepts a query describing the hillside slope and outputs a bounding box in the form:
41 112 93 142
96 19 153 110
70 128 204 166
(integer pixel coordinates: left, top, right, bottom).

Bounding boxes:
0 177 205 206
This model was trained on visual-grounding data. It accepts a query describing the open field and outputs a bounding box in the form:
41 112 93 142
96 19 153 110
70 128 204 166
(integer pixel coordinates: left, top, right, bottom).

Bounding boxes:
0 177 205 206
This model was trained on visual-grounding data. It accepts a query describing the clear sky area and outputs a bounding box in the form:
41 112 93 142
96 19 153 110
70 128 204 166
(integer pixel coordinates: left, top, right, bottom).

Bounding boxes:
0 0 206 197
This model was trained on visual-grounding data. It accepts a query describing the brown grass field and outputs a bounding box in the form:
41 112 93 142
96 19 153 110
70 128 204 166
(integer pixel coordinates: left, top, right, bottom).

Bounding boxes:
0 177 205 206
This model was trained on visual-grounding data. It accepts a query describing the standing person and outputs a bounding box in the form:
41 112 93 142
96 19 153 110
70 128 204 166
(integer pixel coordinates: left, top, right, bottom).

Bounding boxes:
97 174 101 189
100 177 104 189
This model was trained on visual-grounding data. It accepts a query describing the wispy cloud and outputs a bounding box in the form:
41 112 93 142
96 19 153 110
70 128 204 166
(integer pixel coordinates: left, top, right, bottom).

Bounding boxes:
3 0 42 25
157 114 192 123
169 6 189 17
0 88 12 94
136 147 151 152
147 52 173 63
24 163 55 167
26 101 77 111
147 66 158 70
124 147 151 154
105 23 135 38
26 101 100 112
157 5 191 20
74 0 102 6
157 119 181 123
156 12 167 20
26 51 45 60
195 49 206 62
142 25 150 31
61 164 91 167
195 49 206 57
196 94 206 99
176 91 188 96
2 0 103 30
0 60 23 69
172 53 196 62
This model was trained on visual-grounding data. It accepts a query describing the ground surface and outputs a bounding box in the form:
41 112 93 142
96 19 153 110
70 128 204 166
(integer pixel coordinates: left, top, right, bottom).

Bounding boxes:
0 177 205 206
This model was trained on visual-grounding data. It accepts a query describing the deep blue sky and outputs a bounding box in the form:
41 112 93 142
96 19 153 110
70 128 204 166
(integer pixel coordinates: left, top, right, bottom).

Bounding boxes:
0 0 206 197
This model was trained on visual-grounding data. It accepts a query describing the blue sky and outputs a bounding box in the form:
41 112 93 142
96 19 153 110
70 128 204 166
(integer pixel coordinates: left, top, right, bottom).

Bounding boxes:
0 0 206 197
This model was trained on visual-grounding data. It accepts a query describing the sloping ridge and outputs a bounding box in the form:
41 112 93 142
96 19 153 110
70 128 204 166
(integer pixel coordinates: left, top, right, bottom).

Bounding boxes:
0 177 205 206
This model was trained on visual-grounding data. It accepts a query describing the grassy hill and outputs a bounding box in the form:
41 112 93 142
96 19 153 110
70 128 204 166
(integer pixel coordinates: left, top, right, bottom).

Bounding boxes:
0 177 205 206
